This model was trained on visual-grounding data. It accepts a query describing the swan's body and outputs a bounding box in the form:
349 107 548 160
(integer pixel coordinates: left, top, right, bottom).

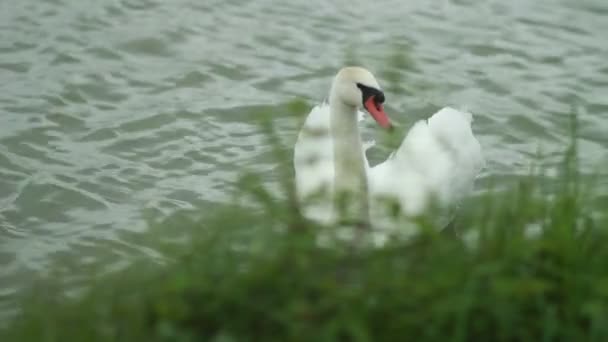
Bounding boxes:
293 67 483 236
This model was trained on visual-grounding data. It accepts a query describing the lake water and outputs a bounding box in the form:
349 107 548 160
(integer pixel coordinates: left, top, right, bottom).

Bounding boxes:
1 0 607 322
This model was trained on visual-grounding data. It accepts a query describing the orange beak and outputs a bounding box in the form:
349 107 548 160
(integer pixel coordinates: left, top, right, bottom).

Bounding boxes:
364 96 392 129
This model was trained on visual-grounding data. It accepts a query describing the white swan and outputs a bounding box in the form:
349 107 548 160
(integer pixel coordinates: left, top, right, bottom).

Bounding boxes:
293 67 484 236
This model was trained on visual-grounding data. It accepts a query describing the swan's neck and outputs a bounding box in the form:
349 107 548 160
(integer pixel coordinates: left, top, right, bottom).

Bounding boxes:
330 99 369 224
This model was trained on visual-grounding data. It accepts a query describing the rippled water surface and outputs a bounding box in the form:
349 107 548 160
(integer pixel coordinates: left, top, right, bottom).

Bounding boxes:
1 0 607 321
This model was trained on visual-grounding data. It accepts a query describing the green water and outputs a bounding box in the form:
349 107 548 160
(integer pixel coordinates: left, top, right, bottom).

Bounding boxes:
0 0 607 321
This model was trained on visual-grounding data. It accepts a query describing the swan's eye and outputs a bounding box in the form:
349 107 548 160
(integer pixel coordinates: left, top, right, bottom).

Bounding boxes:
356 83 384 106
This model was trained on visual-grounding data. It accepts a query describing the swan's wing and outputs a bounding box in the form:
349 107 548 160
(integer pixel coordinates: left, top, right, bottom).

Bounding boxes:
369 121 454 217
368 107 484 218
426 107 484 197
293 103 370 223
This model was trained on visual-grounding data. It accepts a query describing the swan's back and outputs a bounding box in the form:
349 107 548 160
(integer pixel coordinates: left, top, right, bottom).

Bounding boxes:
427 107 484 199
369 107 484 218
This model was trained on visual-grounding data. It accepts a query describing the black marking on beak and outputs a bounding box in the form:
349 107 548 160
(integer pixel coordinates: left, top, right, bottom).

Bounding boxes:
356 83 385 108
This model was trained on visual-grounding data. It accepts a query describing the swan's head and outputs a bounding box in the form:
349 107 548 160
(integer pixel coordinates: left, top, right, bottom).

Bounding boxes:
330 66 392 129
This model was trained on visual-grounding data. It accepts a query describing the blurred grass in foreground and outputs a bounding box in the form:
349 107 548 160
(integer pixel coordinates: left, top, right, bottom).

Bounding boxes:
2 104 607 341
